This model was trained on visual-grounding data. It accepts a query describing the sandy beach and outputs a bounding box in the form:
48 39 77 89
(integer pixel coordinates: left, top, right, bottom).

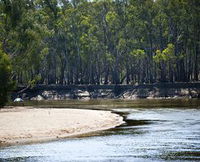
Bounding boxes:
0 107 123 146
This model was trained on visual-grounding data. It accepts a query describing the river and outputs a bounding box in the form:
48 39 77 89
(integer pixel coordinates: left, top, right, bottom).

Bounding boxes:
1 99 200 161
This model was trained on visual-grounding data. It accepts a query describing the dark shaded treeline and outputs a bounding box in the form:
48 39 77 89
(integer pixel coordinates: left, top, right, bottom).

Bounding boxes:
13 83 200 100
16 82 200 92
0 0 200 86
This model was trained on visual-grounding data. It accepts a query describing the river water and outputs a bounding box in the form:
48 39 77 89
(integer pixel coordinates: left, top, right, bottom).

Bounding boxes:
1 99 200 161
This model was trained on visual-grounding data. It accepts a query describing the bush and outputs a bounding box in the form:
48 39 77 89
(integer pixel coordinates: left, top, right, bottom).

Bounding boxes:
0 47 13 107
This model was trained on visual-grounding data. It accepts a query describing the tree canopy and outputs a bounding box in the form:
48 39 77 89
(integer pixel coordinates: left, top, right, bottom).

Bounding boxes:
0 0 199 87
0 44 13 107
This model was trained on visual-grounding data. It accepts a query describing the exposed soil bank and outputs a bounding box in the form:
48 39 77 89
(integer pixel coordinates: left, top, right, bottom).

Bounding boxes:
13 83 200 100
0 107 124 147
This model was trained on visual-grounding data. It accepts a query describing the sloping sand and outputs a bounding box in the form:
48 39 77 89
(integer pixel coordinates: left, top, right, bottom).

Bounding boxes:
0 107 123 146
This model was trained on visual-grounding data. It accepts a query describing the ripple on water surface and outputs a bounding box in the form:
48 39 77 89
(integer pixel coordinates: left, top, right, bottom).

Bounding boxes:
0 108 200 161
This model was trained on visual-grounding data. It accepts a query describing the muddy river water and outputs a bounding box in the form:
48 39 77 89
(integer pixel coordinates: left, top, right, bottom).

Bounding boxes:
0 99 200 161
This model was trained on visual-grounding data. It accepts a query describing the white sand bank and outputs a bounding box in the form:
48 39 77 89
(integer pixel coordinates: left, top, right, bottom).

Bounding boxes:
0 107 124 146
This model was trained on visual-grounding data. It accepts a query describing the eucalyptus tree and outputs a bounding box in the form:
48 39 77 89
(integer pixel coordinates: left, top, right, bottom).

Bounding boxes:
0 0 49 85
0 0 199 89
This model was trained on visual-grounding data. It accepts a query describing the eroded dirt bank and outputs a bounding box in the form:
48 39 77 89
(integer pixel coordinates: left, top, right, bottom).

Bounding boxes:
13 83 200 100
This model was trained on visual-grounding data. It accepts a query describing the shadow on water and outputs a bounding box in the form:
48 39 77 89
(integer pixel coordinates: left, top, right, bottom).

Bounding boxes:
0 156 39 162
160 151 200 161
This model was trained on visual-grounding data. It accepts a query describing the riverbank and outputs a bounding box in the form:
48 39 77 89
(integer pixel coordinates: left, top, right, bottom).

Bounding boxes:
0 107 124 147
13 83 200 100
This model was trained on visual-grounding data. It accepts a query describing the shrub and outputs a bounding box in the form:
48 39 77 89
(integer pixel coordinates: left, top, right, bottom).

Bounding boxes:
0 47 13 107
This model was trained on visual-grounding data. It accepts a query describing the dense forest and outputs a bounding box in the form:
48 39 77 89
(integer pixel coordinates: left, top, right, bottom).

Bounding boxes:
0 0 200 87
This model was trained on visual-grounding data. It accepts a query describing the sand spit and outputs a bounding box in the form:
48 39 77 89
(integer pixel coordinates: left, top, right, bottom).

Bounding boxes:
0 107 124 146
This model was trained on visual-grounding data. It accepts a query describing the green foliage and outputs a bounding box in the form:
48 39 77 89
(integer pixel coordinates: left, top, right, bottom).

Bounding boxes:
0 46 13 107
0 0 199 86
28 75 42 88
130 49 146 60
153 44 175 63
106 11 117 24
105 52 114 64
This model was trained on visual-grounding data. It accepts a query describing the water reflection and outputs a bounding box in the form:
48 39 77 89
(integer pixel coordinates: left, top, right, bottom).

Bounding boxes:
0 106 200 161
